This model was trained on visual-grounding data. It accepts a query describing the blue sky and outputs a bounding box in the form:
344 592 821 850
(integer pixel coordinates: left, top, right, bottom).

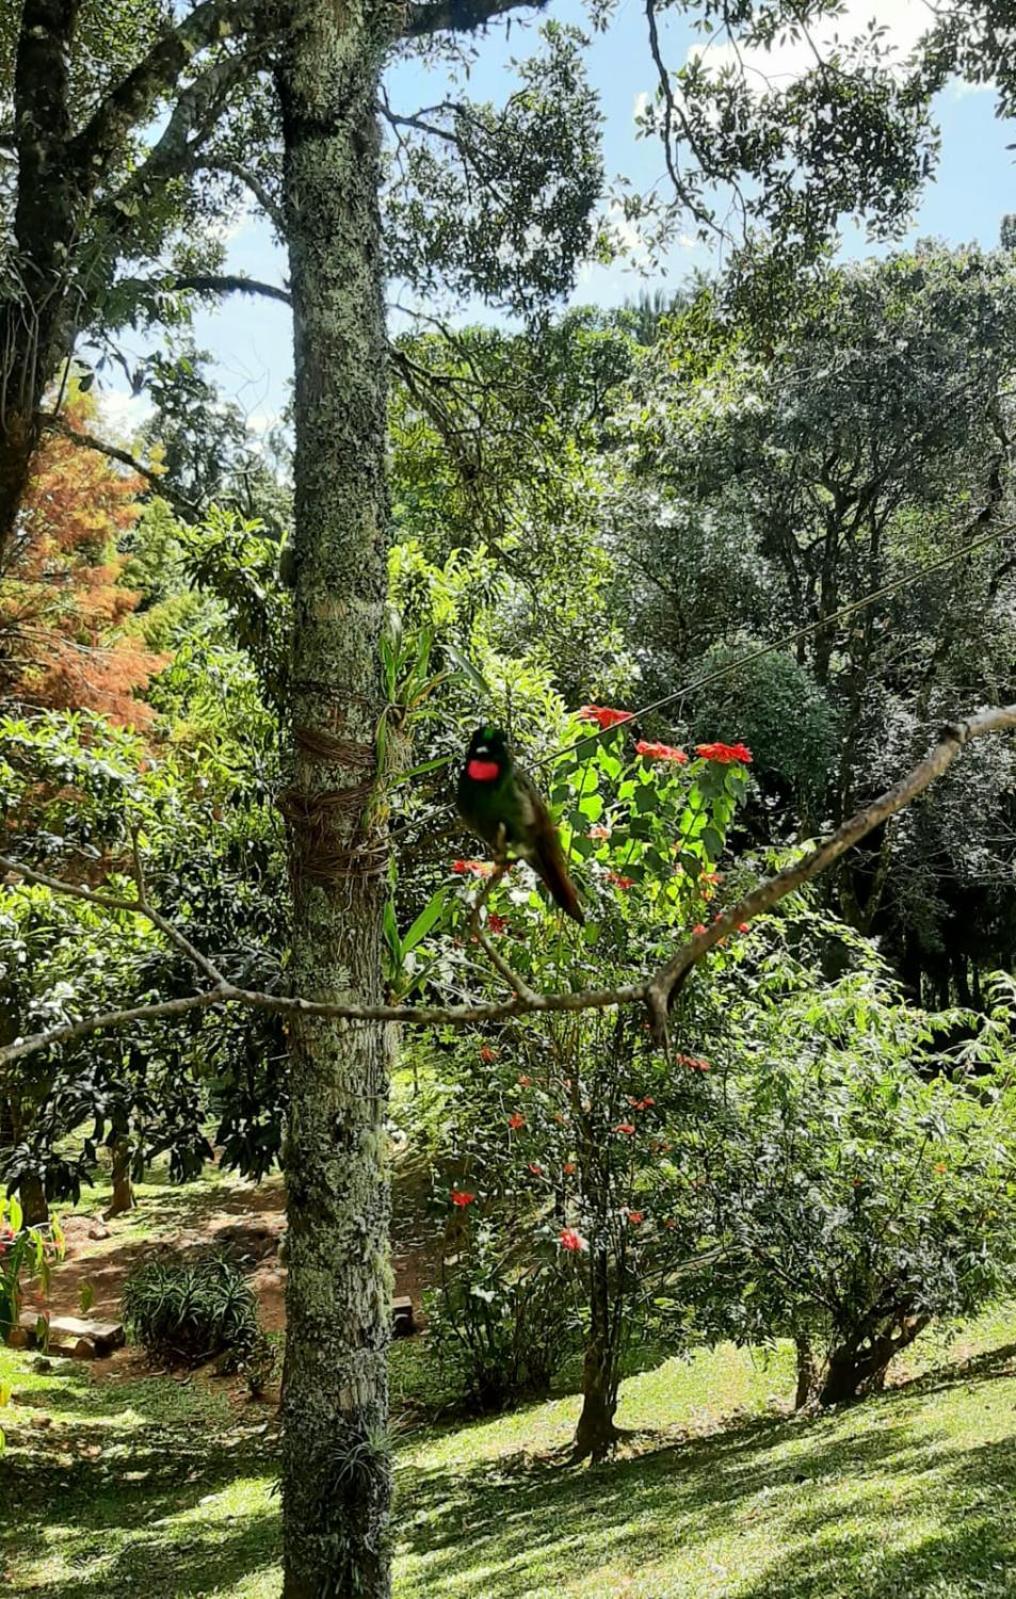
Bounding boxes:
111 1 1016 435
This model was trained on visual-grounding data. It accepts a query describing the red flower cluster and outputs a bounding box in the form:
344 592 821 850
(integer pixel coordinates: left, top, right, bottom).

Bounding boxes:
614 1121 637 1136
627 1211 644 1226
636 740 688 764
479 1045 498 1063
563 1162 577 1175
452 859 496 877
450 1189 475 1208
676 1053 711 1073
695 741 753 765
527 1162 544 1176
692 923 708 936
578 705 633 729
737 922 750 934
508 1112 526 1131
486 913 509 935
607 872 636 889
627 1095 655 1111
559 1228 588 1253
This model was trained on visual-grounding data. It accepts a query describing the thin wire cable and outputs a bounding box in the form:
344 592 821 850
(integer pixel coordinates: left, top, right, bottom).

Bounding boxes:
529 516 1016 771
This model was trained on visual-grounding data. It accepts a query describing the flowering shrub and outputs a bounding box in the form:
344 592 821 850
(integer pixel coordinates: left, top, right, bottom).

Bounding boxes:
424 1214 578 1411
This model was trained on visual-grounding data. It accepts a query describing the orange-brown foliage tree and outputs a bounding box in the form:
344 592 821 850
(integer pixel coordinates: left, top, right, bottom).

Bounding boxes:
0 396 167 728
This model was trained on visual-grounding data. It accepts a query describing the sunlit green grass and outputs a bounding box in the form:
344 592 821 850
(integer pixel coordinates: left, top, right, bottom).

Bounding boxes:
4 1300 1016 1598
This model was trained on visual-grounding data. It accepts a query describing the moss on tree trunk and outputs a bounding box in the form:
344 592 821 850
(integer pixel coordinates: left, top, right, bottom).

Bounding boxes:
275 2 399 1594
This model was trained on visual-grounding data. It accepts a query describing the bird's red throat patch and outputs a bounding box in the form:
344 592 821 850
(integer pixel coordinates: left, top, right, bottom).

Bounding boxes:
467 758 501 781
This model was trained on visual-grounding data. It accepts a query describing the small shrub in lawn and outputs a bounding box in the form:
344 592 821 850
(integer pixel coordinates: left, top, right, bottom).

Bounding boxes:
122 1252 275 1392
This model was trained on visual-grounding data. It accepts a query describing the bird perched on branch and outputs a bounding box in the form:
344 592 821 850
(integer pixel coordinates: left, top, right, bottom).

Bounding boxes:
456 725 584 924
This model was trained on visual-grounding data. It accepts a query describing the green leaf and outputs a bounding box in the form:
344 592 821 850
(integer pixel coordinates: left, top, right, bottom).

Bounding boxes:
444 645 491 700
702 825 725 861
382 900 401 964
402 889 449 954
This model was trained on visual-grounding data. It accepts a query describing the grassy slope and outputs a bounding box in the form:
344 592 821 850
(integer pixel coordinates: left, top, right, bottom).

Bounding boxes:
4 1304 1016 1599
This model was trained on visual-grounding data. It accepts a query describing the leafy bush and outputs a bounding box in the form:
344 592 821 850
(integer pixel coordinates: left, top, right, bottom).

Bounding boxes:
693 930 1016 1406
0 1193 62 1342
425 1218 578 1412
122 1253 275 1393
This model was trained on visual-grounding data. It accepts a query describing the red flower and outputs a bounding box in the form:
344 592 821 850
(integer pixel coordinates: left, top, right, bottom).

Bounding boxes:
737 921 750 934
480 1045 498 1063
559 1228 588 1253
517 1074 533 1087
627 1211 644 1225
692 923 707 936
486 913 509 935
588 824 611 840
701 871 722 885
676 1053 711 1073
607 872 636 889
635 740 688 764
508 1113 526 1131
627 1095 655 1111
577 705 634 729
695 741 753 765
614 1121 637 1136
528 1162 544 1176
450 1189 476 1207
452 859 495 877
563 1162 577 1175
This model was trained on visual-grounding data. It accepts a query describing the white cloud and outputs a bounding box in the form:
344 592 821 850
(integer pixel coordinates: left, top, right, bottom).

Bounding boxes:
688 1 935 90
98 388 153 439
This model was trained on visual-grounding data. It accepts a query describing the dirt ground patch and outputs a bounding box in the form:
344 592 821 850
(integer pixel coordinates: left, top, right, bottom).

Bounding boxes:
20 1158 442 1373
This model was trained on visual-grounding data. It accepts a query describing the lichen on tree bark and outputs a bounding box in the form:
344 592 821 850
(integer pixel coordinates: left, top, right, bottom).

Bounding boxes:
275 1 401 1593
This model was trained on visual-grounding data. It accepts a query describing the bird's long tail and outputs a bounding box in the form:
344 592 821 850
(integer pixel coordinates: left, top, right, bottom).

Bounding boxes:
531 832 585 925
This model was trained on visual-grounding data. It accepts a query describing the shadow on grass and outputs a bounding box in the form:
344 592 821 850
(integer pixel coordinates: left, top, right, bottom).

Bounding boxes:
2 1358 281 1599
393 1352 1016 1598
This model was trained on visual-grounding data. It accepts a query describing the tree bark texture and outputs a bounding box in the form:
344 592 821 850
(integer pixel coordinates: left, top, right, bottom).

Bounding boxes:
817 1315 929 1407
105 1137 136 1218
573 1247 620 1460
275 3 398 1594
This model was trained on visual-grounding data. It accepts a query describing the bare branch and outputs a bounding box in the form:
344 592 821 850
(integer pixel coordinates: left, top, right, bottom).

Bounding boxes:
2 704 1014 1068
644 704 1016 1035
67 0 279 185
468 862 538 1003
0 853 227 987
199 158 287 234
402 0 548 39
40 414 201 521
42 414 165 488
169 273 292 306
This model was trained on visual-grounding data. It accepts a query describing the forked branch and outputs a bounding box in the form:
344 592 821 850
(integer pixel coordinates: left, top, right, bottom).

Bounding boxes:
1 704 1014 1066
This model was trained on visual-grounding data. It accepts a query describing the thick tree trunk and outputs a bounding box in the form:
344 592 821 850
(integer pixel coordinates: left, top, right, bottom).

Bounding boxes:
573 1249 620 1460
19 1171 49 1227
105 1137 136 1218
817 1315 929 1407
276 4 397 1595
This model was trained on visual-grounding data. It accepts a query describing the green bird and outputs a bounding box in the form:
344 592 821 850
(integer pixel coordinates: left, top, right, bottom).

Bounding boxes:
456 725 585 925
